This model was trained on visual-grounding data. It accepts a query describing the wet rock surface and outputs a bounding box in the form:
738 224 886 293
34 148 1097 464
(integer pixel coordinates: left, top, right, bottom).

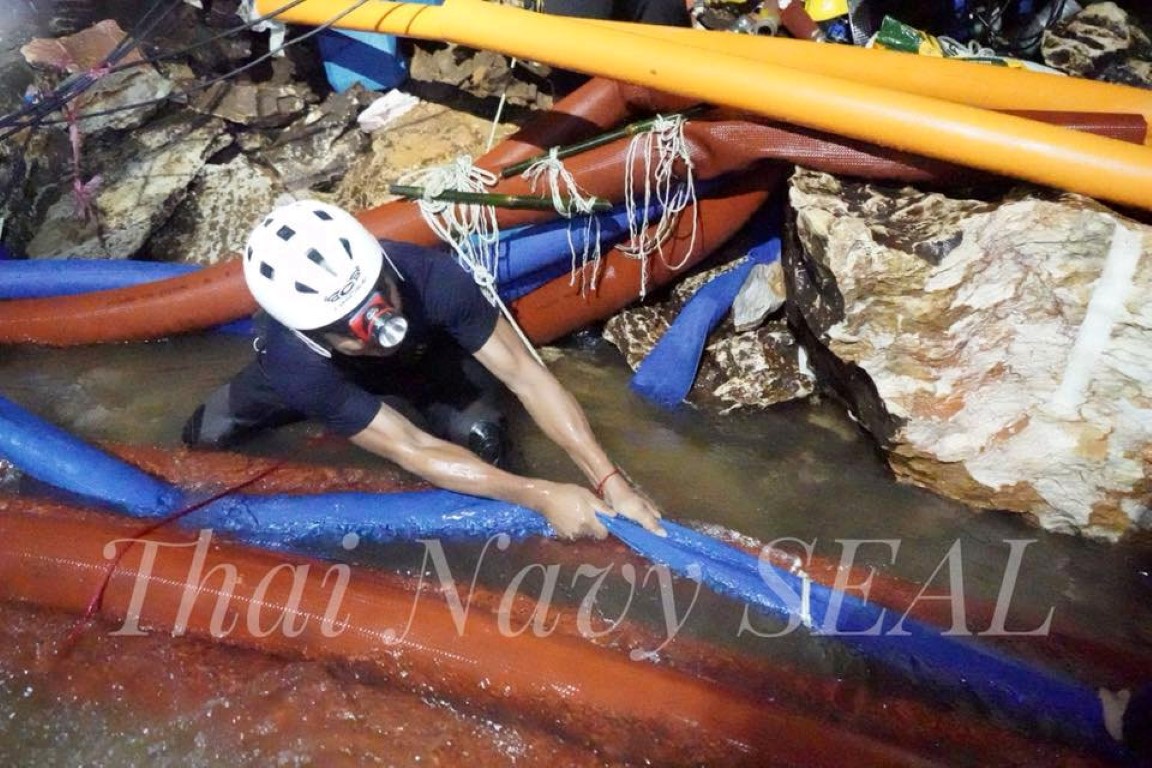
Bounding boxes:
1 6 550 263
604 257 815 412
787 168 1152 540
1043 1 1152 87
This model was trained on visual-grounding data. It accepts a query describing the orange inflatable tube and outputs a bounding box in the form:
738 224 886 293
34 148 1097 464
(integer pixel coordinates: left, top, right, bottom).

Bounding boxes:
0 498 935 767
0 79 682 346
103 440 1152 691
260 0 1152 211
0 257 257 345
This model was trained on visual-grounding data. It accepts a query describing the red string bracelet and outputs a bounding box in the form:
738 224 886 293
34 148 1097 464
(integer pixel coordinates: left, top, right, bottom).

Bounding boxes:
595 467 621 497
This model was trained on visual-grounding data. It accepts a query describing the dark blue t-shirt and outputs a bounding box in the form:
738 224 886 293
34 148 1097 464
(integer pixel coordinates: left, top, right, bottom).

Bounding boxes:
260 241 499 436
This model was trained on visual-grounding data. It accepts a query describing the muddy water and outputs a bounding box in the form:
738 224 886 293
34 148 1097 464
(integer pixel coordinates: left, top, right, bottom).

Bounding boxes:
0 332 1149 764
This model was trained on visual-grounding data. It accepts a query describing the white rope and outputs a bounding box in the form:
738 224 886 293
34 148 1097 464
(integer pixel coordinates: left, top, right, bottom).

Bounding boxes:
398 156 544 365
621 113 698 297
399 155 501 291
521 148 605 294
485 57 517 152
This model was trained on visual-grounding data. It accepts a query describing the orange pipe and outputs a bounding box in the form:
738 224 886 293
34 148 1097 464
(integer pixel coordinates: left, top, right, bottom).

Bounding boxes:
0 257 256 346
70 442 1122 763
573 17 1152 143
0 79 694 347
103 441 1152 690
0 498 933 767
258 0 1152 211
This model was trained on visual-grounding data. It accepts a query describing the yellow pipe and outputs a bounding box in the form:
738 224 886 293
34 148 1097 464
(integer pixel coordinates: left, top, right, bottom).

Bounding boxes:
260 0 1152 211
573 16 1152 143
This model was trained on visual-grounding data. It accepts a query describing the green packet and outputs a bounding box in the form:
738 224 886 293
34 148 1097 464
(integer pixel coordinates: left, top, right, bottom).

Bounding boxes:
869 14 1064 73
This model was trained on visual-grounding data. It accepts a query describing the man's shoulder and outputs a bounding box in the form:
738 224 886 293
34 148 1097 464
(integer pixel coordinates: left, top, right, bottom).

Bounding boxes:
262 320 332 370
382 240 485 299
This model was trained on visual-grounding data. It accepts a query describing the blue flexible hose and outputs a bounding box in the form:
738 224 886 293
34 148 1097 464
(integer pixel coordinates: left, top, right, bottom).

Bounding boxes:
0 396 1128 759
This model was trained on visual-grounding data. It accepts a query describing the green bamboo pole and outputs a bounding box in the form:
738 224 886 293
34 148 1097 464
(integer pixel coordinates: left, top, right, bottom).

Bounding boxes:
388 184 613 212
499 105 710 179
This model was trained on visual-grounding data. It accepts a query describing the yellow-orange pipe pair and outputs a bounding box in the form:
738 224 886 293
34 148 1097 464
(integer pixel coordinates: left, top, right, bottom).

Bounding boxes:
573 16 1152 143
258 0 1152 211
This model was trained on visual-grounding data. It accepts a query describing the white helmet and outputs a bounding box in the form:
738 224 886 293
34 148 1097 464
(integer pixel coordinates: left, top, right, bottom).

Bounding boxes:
243 200 384 331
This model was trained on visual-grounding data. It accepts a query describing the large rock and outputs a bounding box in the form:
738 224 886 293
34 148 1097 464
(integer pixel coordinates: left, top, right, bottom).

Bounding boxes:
21 20 173 133
258 86 372 193
1042 2 1152 88
786 169 1152 540
144 152 279 265
26 113 228 259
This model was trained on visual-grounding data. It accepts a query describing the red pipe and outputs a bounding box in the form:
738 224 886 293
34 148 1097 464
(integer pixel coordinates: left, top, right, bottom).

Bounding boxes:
81 442 1123 763
106 442 1152 690
0 498 934 767
511 166 781 343
0 84 1143 347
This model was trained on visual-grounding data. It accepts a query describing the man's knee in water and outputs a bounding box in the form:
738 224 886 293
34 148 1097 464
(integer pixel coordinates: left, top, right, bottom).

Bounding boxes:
467 419 507 466
182 382 299 449
182 385 239 448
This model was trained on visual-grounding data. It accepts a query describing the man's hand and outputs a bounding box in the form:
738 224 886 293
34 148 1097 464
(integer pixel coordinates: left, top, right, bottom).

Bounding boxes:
536 481 615 540
601 474 666 537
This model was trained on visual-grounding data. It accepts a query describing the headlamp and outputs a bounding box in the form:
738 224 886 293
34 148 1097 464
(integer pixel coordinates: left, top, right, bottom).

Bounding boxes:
347 290 408 349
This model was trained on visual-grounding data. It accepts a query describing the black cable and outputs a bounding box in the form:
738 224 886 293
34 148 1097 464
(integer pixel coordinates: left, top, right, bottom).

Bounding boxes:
13 0 373 134
0 0 317 141
0 0 188 137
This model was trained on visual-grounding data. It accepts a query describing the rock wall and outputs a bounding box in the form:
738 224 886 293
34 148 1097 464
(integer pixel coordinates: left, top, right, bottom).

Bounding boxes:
786 169 1152 540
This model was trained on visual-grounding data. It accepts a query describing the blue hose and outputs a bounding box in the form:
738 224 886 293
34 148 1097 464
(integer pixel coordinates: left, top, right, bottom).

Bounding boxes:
604 517 1121 756
630 200 782 407
0 395 184 516
0 397 1128 759
0 259 199 299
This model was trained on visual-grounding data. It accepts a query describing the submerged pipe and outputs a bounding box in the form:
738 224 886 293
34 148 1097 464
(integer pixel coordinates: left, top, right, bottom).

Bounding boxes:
0 498 932 767
0 395 1133 758
108 440 1151 690
34 442 1143 763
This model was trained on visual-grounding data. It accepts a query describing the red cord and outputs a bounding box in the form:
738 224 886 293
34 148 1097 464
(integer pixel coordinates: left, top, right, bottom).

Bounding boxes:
59 460 284 654
594 467 621 497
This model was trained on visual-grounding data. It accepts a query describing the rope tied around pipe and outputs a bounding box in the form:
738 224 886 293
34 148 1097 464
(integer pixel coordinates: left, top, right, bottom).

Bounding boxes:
521 147 606 294
622 112 699 297
399 155 543 364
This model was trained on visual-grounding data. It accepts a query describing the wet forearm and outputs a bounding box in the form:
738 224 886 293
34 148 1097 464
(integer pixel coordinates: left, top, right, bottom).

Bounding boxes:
350 409 553 509
512 369 615 486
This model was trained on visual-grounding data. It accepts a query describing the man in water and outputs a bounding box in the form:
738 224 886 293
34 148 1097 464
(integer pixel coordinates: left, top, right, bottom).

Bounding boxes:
183 200 664 540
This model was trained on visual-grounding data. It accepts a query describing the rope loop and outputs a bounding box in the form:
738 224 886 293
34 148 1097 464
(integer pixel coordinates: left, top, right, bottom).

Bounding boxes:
621 112 699 297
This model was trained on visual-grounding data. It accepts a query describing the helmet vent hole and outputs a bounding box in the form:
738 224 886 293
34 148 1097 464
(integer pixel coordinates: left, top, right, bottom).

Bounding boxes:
313 209 333 221
245 246 253 261
340 238 353 259
306 248 336 276
276 225 296 241
259 262 274 279
295 282 318 294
